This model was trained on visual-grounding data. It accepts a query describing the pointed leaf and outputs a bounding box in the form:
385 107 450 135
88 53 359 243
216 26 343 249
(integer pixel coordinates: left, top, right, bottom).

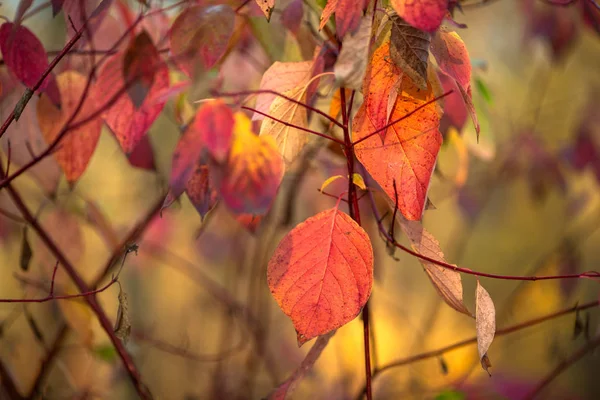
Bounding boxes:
255 0 275 20
431 28 480 136
51 0 65 16
259 85 308 165
389 14 431 90
0 23 59 103
334 14 372 90
397 214 471 316
37 71 103 183
268 332 334 399
95 53 169 153
169 5 235 77
185 161 218 220
361 40 402 140
391 0 448 32
253 61 313 121
335 0 362 38
268 207 373 345
319 0 338 30
476 280 495 375
355 43 442 220
123 30 159 108
214 113 284 214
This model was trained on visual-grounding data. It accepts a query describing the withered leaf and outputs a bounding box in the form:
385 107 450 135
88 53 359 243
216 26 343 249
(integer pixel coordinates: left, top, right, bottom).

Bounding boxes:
19 227 32 271
389 14 431 90
114 287 131 344
476 280 495 376
334 14 373 90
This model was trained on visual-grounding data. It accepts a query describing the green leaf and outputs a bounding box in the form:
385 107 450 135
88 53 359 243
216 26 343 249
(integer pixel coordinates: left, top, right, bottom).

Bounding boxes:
93 344 118 363
475 77 493 105
435 390 466 400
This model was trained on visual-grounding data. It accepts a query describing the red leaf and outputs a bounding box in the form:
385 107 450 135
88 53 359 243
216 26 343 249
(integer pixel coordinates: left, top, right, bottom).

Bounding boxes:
0 23 59 104
94 52 169 153
236 213 263 233
63 0 113 46
185 162 218 220
169 4 235 77
36 71 102 183
438 72 467 134
354 43 442 221
391 0 449 32
268 207 373 345
335 0 363 38
431 28 480 136
213 112 284 215
123 30 160 108
127 134 156 171
195 100 235 162
51 0 65 16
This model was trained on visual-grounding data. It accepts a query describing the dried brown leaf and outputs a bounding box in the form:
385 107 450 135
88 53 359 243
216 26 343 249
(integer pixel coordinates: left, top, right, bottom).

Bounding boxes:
334 14 373 90
476 280 495 375
389 14 431 90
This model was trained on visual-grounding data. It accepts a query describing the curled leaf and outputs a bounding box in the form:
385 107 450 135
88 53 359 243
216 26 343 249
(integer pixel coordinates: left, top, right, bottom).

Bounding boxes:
114 287 131 344
268 207 373 345
476 280 496 375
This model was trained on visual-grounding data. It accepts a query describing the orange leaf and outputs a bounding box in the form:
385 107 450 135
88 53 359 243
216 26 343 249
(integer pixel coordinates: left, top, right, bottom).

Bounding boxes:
268 207 373 345
354 44 442 221
319 0 338 31
214 113 284 214
431 28 480 136
390 0 448 32
362 41 402 141
36 71 102 183
95 52 169 153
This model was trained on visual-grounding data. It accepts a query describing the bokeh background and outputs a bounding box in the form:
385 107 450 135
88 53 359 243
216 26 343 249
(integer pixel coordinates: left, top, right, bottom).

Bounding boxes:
1 0 600 399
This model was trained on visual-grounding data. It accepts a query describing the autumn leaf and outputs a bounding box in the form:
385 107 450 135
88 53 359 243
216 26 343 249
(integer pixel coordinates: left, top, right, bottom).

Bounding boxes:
185 161 219 220
37 71 103 183
127 134 156 171
95 52 169 153
259 85 308 165
281 0 303 36
253 61 313 121
214 112 284 215
169 4 235 77
431 28 480 136
476 280 496 375
360 40 402 140
268 207 373 345
236 213 263 234
334 0 362 38
334 14 372 90
389 14 431 91
390 0 449 32
396 213 471 316
255 0 275 20
267 332 334 399
319 0 337 31
51 0 65 16
196 100 235 163
0 22 60 105
123 30 160 108
354 44 442 221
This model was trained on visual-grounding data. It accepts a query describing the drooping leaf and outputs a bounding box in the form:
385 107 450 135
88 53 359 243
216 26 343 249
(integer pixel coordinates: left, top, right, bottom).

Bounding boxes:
431 28 480 136
396 214 471 316
475 280 495 375
360 39 402 140
268 207 373 345
0 23 60 104
255 0 275 20
355 43 442 220
51 0 65 16
169 5 235 77
37 71 103 183
281 0 303 36
259 85 308 165
253 61 313 121
214 113 284 215
63 0 113 47
334 14 372 90
197 100 235 162
185 161 219 220
95 52 169 153
389 14 431 91
319 0 337 31
14 0 35 24
438 72 467 134
114 287 131 344
19 227 32 271
268 332 334 399
123 30 160 108
390 0 449 32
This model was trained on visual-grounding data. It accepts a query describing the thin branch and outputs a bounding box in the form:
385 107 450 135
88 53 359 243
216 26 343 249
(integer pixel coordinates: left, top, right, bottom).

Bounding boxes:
215 89 345 129
242 106 346 146
355 299 600 399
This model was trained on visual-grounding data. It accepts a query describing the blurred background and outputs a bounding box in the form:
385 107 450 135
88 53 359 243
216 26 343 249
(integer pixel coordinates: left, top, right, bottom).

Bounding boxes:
1 0 600 399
